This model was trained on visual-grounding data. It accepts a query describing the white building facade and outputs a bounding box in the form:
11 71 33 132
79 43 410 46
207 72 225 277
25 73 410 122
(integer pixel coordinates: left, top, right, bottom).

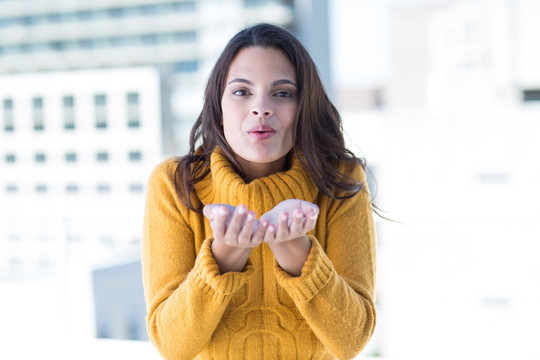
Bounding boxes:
0 67 162 279
0 0 295 155
358 0 540 358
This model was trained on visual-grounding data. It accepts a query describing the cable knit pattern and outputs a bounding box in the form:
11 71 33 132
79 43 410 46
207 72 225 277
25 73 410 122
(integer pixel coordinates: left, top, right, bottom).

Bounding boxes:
142 149 377 360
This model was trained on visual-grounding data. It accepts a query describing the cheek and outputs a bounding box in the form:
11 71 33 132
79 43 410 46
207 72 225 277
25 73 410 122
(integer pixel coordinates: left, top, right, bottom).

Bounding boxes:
221 100 234 128
283 106 297 138
221 99 242 122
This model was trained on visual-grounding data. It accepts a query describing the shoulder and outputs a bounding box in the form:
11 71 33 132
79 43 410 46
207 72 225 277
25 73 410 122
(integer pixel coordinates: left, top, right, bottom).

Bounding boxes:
336 158 368 183
150 157 180 178
147 157 181 194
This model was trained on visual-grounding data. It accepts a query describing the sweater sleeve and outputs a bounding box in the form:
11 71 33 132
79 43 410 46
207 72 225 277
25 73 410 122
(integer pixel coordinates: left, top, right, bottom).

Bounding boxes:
273 164 377 360
142 160 255 359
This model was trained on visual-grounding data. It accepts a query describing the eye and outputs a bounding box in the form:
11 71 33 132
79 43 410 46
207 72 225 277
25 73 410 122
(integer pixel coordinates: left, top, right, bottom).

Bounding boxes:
274 91 294 98
232 89 250 96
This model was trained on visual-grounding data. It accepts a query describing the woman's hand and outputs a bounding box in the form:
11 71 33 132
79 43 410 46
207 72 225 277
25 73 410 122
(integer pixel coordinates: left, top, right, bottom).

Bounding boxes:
203 204 267 247
259 199 319 243
203 204 267 273
259 199 319 276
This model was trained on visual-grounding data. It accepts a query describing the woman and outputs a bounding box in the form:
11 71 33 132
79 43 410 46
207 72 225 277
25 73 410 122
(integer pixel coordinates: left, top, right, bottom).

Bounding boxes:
142 23 376 359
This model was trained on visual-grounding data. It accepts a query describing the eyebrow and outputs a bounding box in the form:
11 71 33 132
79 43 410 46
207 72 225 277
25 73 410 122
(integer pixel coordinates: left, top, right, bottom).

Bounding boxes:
227 78 297 87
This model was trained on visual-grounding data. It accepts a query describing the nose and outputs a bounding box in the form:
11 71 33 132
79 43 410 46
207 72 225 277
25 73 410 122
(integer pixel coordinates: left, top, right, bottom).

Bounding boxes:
251 96 273 117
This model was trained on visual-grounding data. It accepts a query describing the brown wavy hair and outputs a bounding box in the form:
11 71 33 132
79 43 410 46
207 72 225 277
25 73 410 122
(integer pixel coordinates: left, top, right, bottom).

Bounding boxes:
175 23 365 211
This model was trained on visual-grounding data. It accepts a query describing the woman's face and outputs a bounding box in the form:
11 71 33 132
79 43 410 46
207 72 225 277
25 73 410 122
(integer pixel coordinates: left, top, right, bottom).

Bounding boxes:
221 46 297 180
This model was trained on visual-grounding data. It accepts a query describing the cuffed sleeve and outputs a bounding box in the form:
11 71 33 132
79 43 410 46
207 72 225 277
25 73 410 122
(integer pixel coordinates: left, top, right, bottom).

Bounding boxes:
142 160 254 359
272 163 377 360
273 236 333 302
191 237 255 296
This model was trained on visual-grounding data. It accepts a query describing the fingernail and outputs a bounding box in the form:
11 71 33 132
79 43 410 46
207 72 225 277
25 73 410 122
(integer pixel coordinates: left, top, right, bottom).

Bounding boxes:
280 213 288 221
294 211 302 218
218 207 227 216
238 205 246 215
268 225 275 232
312 205 319 214
247 213 254 221
212 206 219 215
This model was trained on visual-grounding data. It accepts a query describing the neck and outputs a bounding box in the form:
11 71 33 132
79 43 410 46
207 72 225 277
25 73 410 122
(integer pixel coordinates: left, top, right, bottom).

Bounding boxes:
236 154 289 183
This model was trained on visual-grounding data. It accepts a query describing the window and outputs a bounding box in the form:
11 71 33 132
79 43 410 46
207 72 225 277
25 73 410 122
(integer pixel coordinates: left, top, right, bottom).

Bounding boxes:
97 183 111 193
47 13 63 23
50 41 64 52
33 97 44 131
63 95 75 130
35 152 46 163
79 39 93 49
244 0 267 8
93 38 109 49
3 98 14 132
141 34 158 45
171 1 196 12
96 152 109 162
173 31 196 43
523 89 540 102
108 8 124 18
109 36 126 47
9 258 22 269
77 10 93 21
174 60 198 73
477 172 508 184
94 94 107 129
36 184 48 193
126 92 140 128
65 152 77 163
129 183 144 193
8 234 20 242
140 4 157 16
67 234 82 243
5 153 16 163
128 151 142 161
39 257 54 269
66 184 79 193
19 43 32 53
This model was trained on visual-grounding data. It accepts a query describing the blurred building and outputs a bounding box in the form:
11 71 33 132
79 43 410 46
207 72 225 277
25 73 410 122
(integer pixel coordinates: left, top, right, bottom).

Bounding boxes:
0 67 162 350
93 261 148 340
0 0 296 155
0 67 162 279
356 0 540 358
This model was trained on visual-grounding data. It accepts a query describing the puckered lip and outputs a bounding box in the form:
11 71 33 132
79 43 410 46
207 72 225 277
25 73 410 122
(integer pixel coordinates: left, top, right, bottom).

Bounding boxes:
247 125 276 133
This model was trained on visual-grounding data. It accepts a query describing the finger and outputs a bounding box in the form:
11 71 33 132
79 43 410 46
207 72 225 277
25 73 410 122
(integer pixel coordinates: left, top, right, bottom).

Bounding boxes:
263 221 278 243
223 204 248 244
203 205 213 220
237 211 257 246
210 205 229 238
274 212 290 240
251 219 268 245
218 204 237 226
288 209 305 236
204 204 224 220
302 211 318 233
300 202 319 217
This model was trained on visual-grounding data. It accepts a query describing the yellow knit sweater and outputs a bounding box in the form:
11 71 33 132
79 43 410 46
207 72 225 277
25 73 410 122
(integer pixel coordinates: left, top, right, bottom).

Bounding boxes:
142 150 377 360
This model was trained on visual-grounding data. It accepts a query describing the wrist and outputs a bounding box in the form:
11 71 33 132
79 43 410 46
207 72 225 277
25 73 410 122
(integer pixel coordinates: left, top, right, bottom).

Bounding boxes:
211 240 253 274
268 235 312 277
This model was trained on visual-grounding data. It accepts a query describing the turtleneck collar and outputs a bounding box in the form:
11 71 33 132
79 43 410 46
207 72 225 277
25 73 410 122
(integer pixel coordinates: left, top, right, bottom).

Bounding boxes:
194 148 318 215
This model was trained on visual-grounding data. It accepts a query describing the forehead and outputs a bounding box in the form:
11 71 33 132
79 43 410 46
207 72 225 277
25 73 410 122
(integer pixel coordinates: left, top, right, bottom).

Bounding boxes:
226 46 296 82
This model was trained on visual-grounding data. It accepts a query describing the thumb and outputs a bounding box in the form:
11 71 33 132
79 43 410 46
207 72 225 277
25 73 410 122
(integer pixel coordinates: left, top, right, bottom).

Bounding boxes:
301 202 319 218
